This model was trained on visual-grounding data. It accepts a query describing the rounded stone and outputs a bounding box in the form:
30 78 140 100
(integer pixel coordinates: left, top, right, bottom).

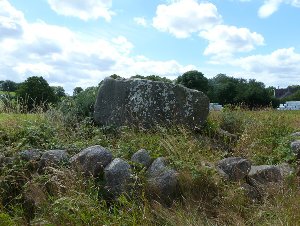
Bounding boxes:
104 158 132 196
216 157 251 181
131 149 152 168
70 145 113 177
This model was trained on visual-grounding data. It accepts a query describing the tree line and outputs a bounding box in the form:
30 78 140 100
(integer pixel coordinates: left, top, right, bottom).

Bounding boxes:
1 71 299 113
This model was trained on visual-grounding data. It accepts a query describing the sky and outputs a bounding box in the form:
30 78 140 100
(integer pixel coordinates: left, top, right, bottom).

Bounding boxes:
0 0 300 93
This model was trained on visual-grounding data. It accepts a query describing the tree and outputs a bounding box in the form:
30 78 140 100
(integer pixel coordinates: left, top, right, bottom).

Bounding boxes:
176 70 208 93
73 87 83 96
131 74 172 83
110 74 123 79
0 80 19 92
51 86 66 100
16 76 56 110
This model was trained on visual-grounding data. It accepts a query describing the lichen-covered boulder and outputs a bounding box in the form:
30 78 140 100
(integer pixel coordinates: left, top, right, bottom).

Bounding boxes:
104 158 132 196
131 149 152 168
94 77 210 129
70 145 113 177
216 157 251 181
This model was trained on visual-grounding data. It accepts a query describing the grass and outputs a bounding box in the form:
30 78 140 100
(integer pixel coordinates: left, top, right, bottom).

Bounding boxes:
0 107 300 225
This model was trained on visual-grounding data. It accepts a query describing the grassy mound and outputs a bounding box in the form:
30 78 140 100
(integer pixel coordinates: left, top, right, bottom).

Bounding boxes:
0 108 300 225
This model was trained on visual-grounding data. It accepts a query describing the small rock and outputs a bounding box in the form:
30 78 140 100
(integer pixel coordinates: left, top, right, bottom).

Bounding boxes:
0 154 5 166
104 158 132 196
0 157 14 167
147 157 167 177
147 157 179 205
291 132 300 137
291 140 300 158
241 183 262 202
131 149 152 168
70 145 112 177
19 149 42 162
277 163 294 178
216 157 251 181
248 165 282 184
39 150 69 170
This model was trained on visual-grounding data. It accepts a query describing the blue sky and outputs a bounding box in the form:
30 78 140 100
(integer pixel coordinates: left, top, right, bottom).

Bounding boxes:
1 0 300 93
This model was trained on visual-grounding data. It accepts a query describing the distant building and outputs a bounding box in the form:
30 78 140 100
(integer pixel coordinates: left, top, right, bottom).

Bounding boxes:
210 103 223 111
277 101 300 110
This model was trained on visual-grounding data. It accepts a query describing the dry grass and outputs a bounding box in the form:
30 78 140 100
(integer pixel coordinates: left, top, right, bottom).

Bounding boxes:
1 108 300 225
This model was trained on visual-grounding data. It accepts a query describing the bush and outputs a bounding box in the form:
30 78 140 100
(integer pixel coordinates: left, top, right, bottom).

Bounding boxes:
16 76 56 111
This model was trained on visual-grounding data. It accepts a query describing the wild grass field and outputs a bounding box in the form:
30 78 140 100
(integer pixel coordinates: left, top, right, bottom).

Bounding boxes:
0 107 300 225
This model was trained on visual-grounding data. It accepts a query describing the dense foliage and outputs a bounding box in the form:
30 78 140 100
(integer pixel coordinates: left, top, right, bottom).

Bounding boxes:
0 80 19 92
15 76 57 111
176 70 209 93
206 74 279 108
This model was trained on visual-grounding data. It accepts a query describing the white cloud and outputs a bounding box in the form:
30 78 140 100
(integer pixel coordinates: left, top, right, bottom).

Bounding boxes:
240 0 300 18
0 0 195 93
134 17 147 27
258 0 282 18
232 48 300 86
153 0 222 38
47 0 114 21
0 0 26 40
200 25 264 57
236 47 300 73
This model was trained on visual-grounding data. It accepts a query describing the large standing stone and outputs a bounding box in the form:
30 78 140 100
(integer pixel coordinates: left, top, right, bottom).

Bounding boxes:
147 157 179 205
104 158 132 196
94 78 210 129
69 145 113 177
216 157 251 181
38 150 69 170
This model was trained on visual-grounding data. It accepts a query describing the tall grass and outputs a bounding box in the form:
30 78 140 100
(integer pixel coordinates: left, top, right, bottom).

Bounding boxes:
0 106 300 225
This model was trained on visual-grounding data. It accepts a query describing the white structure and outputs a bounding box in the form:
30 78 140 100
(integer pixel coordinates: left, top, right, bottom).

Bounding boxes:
278 101 300 110
210 103 223 111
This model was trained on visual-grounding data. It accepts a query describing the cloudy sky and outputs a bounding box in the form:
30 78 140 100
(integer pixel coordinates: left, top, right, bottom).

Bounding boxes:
1 0 300 93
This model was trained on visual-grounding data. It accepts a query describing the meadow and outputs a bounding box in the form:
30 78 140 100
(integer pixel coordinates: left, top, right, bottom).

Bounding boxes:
0 105 300 225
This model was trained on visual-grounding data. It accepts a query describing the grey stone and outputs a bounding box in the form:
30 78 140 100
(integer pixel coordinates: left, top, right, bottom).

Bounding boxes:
291 132 300 137
39 150 69 170
241 183 262 202
216 157 251 181
0 156 14 167
94 77 210 129
131 149 152 168
147 157 167 177
19 149 42 162
104 158 132 196
147 157 179 204
248 165 282 184
277 163 294 178
291 140 300 158
70 145 112 177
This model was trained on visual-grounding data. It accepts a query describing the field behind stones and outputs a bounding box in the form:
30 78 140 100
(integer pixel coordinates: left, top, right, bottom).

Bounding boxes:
1 108 300 225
